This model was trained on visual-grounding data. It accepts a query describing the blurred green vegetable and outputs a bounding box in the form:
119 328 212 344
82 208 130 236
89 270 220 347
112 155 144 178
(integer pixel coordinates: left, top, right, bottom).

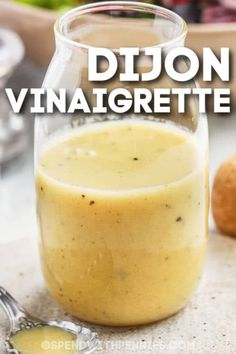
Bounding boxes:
16 0 79 11
16 0 158 12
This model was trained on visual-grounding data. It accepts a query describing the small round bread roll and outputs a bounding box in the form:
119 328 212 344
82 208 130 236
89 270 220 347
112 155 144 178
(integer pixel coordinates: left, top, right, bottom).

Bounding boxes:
212 155 236 237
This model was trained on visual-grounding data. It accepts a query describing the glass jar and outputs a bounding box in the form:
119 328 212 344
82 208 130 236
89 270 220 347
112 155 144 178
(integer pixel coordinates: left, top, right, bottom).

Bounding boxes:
35 1 208 326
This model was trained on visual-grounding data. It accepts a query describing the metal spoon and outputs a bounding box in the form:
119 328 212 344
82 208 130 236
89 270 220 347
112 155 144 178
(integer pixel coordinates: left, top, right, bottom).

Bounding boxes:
0 287 98 354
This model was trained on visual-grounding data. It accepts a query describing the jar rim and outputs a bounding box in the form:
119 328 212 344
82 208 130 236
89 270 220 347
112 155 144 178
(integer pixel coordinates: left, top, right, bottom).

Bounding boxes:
55 1 187 51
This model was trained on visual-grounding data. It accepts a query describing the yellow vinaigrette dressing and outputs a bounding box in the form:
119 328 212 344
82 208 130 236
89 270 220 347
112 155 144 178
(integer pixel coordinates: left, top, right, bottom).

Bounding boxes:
10 326 77 354
36 119 208 326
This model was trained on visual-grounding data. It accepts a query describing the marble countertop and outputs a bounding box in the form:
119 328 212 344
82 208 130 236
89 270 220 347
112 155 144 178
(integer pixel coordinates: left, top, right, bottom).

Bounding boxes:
0 59 236 353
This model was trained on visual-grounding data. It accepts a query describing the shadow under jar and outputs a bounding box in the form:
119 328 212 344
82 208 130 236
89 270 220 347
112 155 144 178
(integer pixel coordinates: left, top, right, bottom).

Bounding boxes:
35 1 209 326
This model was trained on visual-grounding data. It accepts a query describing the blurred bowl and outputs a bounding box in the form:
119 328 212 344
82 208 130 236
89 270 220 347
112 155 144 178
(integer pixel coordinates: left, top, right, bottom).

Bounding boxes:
0 1 235 99
0 1 56 67
186 23 236 102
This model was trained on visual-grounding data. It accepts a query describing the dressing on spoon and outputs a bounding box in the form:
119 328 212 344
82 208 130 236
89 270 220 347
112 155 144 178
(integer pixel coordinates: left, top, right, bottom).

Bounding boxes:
10 325 78 354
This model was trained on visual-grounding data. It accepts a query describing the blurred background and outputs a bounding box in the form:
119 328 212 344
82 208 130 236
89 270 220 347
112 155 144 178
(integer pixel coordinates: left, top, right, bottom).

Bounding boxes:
0 0 236 245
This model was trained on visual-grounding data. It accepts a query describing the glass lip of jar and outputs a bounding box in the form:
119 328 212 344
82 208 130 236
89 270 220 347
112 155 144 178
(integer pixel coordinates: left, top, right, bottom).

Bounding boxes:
54 1 188 52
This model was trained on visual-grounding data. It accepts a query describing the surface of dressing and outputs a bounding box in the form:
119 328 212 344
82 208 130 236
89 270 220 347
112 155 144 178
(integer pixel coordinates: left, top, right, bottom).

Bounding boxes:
38 120 198 190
